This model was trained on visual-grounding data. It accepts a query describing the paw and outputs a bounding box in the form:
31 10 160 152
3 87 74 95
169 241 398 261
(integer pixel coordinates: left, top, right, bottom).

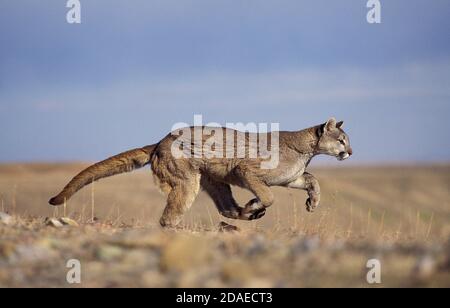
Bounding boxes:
239 198 266 220
240 207 266 220
305 196 320 212
248 208 266 220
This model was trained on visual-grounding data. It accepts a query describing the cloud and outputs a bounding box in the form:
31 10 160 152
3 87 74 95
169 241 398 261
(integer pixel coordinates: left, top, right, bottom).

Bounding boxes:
20 60 448 111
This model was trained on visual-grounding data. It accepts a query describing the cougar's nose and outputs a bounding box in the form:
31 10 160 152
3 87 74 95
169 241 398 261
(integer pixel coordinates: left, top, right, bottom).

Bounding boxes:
348 148 353 156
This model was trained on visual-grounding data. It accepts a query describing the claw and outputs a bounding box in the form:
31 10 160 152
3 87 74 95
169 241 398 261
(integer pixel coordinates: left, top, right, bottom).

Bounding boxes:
248 208 266 220
240 199 267 220
244 198 262 210
305 197 319 212
306 198 313 212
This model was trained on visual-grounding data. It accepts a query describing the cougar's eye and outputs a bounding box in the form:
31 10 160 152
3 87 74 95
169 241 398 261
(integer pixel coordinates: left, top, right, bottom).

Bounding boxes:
338 139 345 145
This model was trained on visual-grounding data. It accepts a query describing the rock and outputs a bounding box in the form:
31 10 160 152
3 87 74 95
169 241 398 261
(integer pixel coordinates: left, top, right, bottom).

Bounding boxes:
122 249 158 268
141 271 169 288
0 242 16 259
45 217 63 228
221 258 255 283
176 268 218 288
291 236 320 256
45 217 79 228
96 245 124 261
243 278 275 288
246 234 267 256
160 235 212 272
0 212 13 225
218 221 240 233
14 243 58 264
59 217 79 227
112 231 167 249
412 255 436 279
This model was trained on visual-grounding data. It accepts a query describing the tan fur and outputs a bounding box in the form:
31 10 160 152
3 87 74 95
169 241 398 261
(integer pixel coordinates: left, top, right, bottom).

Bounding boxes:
49 145 155 205
50 118 352 228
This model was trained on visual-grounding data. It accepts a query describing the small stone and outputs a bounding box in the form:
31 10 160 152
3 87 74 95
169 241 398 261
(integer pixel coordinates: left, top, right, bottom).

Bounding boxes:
246 234 267 256
141 271 169 288
291 236 320 256
243 278 275 288
113 231 167 249
218 221 240 233
14 243 57 264
176 268 217 288
0 212 13 225
123 249 158 268
221 258 255 282
59 217 79 227
412 255 436 279
160 235 211 272
96 245 124 261
45 217 63 228
0 242 16 259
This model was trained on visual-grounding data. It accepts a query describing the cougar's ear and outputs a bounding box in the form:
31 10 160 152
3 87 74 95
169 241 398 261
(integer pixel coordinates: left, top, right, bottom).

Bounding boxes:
317 124 324 138
324 117 337 132
336 121 344 129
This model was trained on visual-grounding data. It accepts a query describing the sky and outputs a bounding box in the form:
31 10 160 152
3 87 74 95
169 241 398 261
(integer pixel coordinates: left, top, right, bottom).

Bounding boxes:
0 0 449 163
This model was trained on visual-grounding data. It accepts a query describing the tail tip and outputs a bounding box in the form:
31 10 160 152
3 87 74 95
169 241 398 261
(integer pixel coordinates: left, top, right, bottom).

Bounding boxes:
49 196 64 206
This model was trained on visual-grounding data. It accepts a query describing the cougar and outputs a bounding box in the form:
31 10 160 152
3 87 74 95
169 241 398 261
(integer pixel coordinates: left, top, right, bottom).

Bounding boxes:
49 117 352 228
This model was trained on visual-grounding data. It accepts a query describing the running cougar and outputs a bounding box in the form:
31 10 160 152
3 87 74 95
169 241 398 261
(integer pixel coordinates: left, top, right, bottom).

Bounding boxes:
49 117 352 228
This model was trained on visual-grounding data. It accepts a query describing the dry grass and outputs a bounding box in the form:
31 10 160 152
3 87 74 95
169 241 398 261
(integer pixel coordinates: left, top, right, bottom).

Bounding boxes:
0 163 449 287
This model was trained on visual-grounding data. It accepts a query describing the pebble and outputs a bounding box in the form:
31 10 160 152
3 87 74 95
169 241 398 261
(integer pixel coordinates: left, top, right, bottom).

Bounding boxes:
96 245 124 261
45 218 64 228
218 222 240 233
59 217 79 227
160 235 211 272
291 236 320 256
412 255 436 279
45 217 79 228
0 212 13 225
246 234 267 256
14 244 57 264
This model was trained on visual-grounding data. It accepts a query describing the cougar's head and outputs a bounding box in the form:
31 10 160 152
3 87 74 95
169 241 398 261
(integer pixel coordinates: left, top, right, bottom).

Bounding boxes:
317 117 353 161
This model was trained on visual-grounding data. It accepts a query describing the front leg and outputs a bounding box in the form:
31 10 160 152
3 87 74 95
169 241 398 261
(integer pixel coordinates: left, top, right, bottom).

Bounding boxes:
286 172 321 212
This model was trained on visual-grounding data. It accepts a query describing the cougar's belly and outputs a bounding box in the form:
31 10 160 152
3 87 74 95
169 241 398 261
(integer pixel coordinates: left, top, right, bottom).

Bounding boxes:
265 160 306 186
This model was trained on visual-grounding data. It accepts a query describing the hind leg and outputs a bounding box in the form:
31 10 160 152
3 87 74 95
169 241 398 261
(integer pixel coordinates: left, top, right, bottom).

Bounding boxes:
232 165 275 214
201 176 266 221
159 175 200 228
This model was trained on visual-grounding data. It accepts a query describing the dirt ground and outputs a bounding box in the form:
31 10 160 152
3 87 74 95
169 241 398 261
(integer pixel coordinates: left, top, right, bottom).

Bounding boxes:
0 163 449 287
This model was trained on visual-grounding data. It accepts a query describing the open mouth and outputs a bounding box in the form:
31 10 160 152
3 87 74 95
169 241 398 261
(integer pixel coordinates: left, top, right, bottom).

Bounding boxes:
337 152 350 161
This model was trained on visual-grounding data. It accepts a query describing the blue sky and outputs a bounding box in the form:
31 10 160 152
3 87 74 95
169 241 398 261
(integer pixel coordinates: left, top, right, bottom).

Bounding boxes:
0 0 449 163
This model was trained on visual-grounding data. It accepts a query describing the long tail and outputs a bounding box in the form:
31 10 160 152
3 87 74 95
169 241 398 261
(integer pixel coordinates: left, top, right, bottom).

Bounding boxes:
49 144 156 206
